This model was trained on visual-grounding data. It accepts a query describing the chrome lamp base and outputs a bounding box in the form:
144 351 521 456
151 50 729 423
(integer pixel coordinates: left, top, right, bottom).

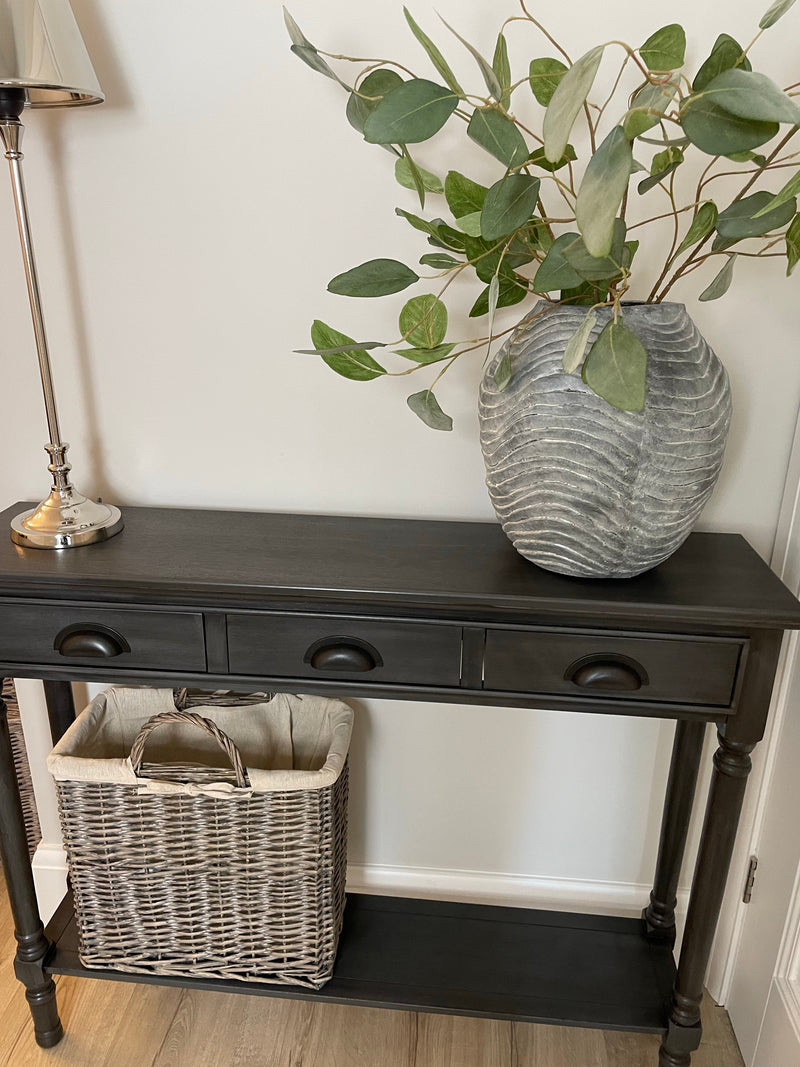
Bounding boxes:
11 487 123 550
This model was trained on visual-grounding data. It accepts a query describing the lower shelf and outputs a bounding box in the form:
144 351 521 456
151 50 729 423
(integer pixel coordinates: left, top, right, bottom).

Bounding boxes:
44 891 675 1034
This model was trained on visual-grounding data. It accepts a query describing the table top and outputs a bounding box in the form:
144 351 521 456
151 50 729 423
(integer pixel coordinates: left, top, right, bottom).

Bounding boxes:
0 503 798 630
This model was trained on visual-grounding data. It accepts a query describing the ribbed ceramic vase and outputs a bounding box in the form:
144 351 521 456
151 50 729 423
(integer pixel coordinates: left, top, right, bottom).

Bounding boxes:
479 302 731 579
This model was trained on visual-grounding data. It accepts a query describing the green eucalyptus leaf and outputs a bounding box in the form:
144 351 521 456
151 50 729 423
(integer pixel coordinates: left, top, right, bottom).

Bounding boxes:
283 8 312 48
651 146 684 173
419 252 461 269
529 57 568 106
492 33 512 107
399 294 448 348
394 342 455 363
575 128 632 258
467 108 529 167
407 389 453 430
284 9 352 89
623 240 639 270
347 69 404 135
680 95 779 156
532 233 585 293
493 351 513 391
527 144 577 172
296 339 387 355
716 190 797 240
760 0 798 29
395 207 440 238
400 147 426 207
753 169 800 217
693 33 751 92
639 24 686 71
364 79 458 144
427 219 468 252
786 214 800 274
582 321 647 411
623 81 678 139
440 16 503 101
487 274 501 337
638 133 691 148
328 258 419 297
469 274 528 316
562 311 598 374
403 7 464 97
445 171 489 218
464 235 536 283
543 45 604 163
309 321 386 380
560 281 612 306
727 150 768 164
698 255 737 301
290 45 350 89
695 69 800 125
480 175 541 242
638 147 684 193
396 211 466 253
395 155 443 195
456 211 484 236
674 201 718 257
564 219 628 281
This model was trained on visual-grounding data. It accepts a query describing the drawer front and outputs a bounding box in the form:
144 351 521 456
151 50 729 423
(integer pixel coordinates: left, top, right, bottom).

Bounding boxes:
483 629 743 707
227 614 462 687
0 605 206 671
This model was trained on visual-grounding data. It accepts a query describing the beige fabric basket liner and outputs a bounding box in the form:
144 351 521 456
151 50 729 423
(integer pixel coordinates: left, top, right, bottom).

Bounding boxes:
48 687 353 797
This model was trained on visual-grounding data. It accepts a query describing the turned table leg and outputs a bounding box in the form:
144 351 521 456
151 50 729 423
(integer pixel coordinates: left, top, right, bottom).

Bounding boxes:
0 684 62 1047
43 680 76 744
645 719 706 942
658 726 755 1067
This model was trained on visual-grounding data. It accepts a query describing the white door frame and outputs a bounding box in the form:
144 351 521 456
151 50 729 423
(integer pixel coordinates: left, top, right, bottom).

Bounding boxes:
706 409 800 1063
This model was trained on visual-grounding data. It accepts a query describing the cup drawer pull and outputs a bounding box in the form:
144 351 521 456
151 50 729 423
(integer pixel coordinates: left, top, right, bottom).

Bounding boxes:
54 625 130 658
305 638 383 673
566 655 648 691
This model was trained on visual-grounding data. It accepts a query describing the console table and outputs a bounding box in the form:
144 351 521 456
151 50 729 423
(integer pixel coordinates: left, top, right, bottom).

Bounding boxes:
1 502 799 1067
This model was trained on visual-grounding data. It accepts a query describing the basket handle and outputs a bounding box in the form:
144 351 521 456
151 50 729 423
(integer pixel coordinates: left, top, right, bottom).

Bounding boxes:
129 710 250 788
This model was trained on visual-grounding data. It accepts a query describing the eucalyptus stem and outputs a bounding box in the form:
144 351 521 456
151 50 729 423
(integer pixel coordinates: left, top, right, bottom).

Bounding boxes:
645 174 683 300
628 201 701 231
329 54 418 79
594 55 631 127
658 126 800 300
518 0 572 64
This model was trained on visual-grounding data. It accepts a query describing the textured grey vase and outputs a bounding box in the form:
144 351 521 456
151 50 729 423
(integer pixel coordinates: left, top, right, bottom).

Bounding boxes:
479 302 732 578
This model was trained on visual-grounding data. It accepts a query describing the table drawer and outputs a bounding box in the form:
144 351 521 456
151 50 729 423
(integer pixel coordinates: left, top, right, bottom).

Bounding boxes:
0 605 206 671
227 613 462 687
483 628 743 707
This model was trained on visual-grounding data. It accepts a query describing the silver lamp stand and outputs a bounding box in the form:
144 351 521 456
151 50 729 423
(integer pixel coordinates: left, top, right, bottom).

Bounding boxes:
0 0 122 548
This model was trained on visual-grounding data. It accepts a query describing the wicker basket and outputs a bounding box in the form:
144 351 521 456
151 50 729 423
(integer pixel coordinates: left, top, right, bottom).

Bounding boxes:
47 687 352 989
4 678 42 858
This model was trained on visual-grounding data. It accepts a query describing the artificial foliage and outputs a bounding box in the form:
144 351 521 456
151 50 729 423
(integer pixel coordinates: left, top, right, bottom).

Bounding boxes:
287 1 800 426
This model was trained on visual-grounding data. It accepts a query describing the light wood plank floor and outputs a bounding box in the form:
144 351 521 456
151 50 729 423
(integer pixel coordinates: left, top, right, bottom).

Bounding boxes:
0 873 744 1066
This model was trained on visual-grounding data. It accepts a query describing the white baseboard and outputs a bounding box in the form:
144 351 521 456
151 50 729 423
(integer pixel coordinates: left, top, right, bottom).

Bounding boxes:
346 862 688 935
31 844 67 925
29 850 688 942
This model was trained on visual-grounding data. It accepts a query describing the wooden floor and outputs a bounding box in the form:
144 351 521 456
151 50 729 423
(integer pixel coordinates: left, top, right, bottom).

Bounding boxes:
0 873 744 1067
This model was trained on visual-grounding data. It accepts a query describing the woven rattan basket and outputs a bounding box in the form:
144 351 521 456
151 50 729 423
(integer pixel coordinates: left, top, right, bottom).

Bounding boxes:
4 678 42 858
47 687 352 989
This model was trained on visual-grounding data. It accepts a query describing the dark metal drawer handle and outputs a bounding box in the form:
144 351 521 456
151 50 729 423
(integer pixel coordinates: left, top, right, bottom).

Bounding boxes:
54 624 130 658
565 655 648 692
305 637 383 673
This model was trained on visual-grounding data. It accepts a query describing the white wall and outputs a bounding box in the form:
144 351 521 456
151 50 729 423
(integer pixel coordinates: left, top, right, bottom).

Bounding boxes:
3 0 800 927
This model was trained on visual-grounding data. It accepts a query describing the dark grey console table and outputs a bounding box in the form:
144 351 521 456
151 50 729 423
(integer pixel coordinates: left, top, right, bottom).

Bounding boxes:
0 503 799 1067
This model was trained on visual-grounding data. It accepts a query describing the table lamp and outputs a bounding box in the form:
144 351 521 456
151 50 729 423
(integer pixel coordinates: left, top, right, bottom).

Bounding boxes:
0 0 122 548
